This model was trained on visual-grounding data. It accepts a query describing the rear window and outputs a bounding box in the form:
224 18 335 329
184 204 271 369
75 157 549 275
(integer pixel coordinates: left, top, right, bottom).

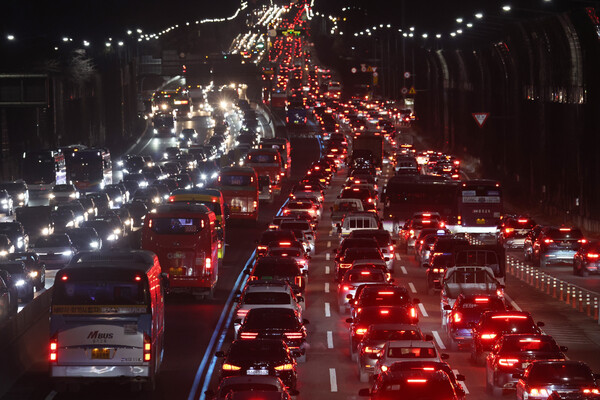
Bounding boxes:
244 292 291 305
528 363 593 384
347 271 386 283
229 341 287 361
280 221 310 231
269 250 302 258
244 309 299 329
351 231 390 246
346 218 376 229
254 262 300 277
149 218 203 234
546 228 584 240
506 219 536 229
359 289 410 306
248 154 277 163
387 346 437 358
220 174 253 186
370 329 421 341
502 337 558 353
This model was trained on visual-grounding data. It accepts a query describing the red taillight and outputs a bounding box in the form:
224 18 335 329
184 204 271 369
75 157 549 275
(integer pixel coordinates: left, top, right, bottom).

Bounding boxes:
284 332 304 340
240 332 258 339
410 307 417 319
587 253 600 259
148 219 153 228
237 309 249 318
407 379 427 383
579 238 588 244
49 336 58 362
498 358 519 367
474 297 489 303
481 333 497 340
355 327 367 335
205 257 212 270
453 312 462 323
517 219 528 223
257 245 267 251
168 196 175 202
544 238 553 244
583 389 600 394
504 227 514 234
143 334 152 362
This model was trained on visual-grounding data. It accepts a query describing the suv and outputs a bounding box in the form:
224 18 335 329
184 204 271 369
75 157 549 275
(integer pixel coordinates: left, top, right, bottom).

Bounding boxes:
515 361 598 400
532 226 586 268
359 369 461 400
497 216 536 248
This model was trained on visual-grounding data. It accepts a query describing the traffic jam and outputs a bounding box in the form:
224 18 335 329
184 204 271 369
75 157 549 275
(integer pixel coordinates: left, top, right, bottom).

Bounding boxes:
0 3 599 400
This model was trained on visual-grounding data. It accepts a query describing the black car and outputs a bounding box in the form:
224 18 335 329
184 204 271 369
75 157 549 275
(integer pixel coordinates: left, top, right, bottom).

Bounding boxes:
516 361 599 400
66 227 101 252
56 202 87 225
0 234 15 257
76 197 98 217
237 308 309 362
0 181 28 207
80 220 119 248
15 205 53 241
122 201 148 227
246 257 305 295
216 339 299 390
358 368 461 400
256 230 298 258
6 252 46 290
103 185 125 208
86 192 112 214
573 241 600 276
51 209 76 233
0 222 28 251
0 261 34 302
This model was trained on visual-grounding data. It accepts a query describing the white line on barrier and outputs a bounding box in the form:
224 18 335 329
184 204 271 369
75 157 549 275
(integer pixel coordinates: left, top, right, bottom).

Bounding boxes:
329 368 338 392
327 241 331 248
325 266 330 274
432 330 446 350
325 282 330 293
326 253 330 261
401 266 407 275
327 331 334 348
418 303 429 317
325 302 331 317
408 282 417 293
453 369 469 394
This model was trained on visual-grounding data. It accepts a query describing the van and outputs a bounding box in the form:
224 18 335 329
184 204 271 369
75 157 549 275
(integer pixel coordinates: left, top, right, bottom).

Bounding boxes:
330 199 364 229
338 212 381 239
50 250 165 391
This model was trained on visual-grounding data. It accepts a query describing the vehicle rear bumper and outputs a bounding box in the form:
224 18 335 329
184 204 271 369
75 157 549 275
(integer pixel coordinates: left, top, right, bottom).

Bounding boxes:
51 365 150 378
544 250 576 262
453 226 497 234
168 276 215 290
504 238 526 248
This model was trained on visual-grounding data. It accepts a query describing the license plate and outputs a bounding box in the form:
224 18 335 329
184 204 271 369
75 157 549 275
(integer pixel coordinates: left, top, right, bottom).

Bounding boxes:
247 369 268 375
476 218 486 224
91 348 111 359
170 267 184 276
522 362 530 369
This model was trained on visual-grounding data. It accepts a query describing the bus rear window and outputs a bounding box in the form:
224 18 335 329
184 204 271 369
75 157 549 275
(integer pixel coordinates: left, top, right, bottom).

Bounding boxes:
249 154 276 163
150 218 202 234
53 280 148 307
221 175 252 186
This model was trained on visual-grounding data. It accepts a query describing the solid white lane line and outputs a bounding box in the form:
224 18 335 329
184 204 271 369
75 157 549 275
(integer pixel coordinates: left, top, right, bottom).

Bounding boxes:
44 391 58 400
325 266 330 274
327 241 331 248
327 331 334 349
453 369 470 394
325 302 331 317
325 282 330 293
504 294 522 311
408 282 417 293
329 368 338 392
326 253 330 261
395 253 401 261
400 266 407 275
432 330 446 350
418 303 429 317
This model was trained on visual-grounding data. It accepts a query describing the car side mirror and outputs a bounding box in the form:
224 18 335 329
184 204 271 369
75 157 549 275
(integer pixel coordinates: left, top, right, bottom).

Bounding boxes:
456 374 466 382
346 318 353 323
443 305 452 311
537 321 545 327
215 351 225 357
358 388 371 397
560 346 568 352
303 318 310 325
441 353 449 360
425 334 433 341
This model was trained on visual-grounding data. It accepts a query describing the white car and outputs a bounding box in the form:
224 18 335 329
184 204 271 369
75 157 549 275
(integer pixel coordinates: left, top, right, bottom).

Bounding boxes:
374 340 448 375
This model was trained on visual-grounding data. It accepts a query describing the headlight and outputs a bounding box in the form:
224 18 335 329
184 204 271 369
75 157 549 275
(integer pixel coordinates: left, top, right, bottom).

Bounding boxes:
18 193 25 200
122 169 129 174
163 152 169 159
117 160 124 167
115 196 122 203
107 234 117 241
69 192 77 198
0 250 7 257
171 128 176 133
114 228 122 235
88 208 94 214
153 129 158 134
211 172 218 179
90 241 99 248
200 174 207 180
48 194 55 199
60 250 73 256
66 221 74 227
29 271 38 278
42 227 50 236
139 181 148 187
179 134 184 138
15 279 26 287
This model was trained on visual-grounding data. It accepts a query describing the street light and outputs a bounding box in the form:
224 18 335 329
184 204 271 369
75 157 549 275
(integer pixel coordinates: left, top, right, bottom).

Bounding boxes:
7 34 15 41
475 12 484 19
502 5 512 12
456 18 463 23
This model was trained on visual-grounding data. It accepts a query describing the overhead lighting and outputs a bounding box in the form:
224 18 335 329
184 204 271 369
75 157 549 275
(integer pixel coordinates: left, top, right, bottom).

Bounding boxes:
456 18 463 23
410 26 415 31
7 34 15 41
422 33 428 38
502 5 511 12
436 33 442 39
467 23 473 28
475 12 484 19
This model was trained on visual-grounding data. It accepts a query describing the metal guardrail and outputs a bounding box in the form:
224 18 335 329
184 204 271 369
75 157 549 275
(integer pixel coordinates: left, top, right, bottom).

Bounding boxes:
465 233 600 324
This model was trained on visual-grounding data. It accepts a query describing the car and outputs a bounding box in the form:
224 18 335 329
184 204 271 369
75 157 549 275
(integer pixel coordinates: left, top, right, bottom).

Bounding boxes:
524 225 545 261
6 252 46 290
486 334 568 396
122 201 148 227
349 284 418 319
399 217 445 252
121 179 140 197
75 197 97 218
497 216 537 249
278 220 315 252
66 227 102 252
358 368 462 400
349 229 396 271
256 230 298 258
356 323 429 382
49 184 79 206
471 311 544 365
163 146 181 160
15 206 54 242
233 280 302 335
335 247 385 281
92 213 125 238
216 339 299 390
237 307 309 362
0 270 19 314
85 192 112 214
121 155 145 174
50 209 77 233
281 199 321 220
0 181 29 207
123 173 148 190
246 257 305 295
80 220 119 248
102 185 126 208
0 222 28 252
414 229 451 265
265 241 309 275
56 202 88 225
113 207 134 234
374 340 449 376
515 361 599 400
445 294 507 350
0 189 14 216
346 306 418 360
206 376 298 400
338 268 390 314
0 234 15 258
31 233 75 269
533 226 587 268
0 261 34 302
573 240 600 276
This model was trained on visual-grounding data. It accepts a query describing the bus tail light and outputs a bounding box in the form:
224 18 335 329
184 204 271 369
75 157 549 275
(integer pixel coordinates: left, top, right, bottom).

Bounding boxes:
498 358 519 367
253 201 258 209
50 335 58 362
143 334 152 362
587 253 600 259
205 258 212 270
410 307 417 319
240 332 258 339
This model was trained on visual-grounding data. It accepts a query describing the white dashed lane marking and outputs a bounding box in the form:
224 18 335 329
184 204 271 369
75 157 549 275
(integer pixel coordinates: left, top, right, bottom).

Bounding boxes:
325 266 330 275
408 282 417 293
324 282 329 293
418 303 429 317
325 302 331 317
395 254 401 261
327 241 331 248
453 369 470 394
400 266 407 275
326 253 330 261
329 368 338 392
432 330 446 350
327 331 334 348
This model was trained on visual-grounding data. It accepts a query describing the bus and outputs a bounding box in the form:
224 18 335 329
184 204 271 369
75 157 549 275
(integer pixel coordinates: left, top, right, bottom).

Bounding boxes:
216 166 259 221
168 188 228 262
22 150 66 195
67 148 112 193
50 251 164 391
382 175 459 233
260 138 291 178
285 97 307 126
453 179 502 235
141 203 219 299
244 148 283 194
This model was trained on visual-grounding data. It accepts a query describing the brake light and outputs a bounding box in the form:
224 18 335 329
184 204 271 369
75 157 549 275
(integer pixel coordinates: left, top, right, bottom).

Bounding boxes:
407 379 427 383
389 245 394 251
579 239 588 244
409 229 414 237
544 239 553 244
236 309 249 318
453 312 462 323
504 228 514 234
143 334 152 362
364 346 380 353
498 358 519 367
381 365 389 372
518 219 529 223
474 297 489 303
355 328 367 335
280 241 291 246
148 219 153 228
587 253 600 259
583 389 600 394
284 332 304 340
519 338 541 343
257 245 267 251
481 333 497 340
378 291 394 295
205 258 212 270
530 388 549 397
61 275 68 281
491 315 527 319
222 363 241 371
340 263 352 269
240 332 258 339
559 228 571 232
49 336 58 362
275 363 294 371
410 307 417 319
168 196 175 202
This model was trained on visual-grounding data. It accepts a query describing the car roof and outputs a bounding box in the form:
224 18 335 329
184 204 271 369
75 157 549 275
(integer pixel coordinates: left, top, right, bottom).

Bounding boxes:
386 340 436 348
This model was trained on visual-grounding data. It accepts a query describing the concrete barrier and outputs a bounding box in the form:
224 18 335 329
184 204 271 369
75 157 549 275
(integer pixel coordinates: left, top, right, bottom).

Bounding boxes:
0 288 52 396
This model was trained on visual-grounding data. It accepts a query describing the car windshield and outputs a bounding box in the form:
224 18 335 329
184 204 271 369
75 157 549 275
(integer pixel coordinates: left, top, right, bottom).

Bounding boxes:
370 329 421 341
344 248 382 260
244 292 291 305
358 308 413 325
254 261 300 278
0 224 19 234
388 346 437 358
244 309 299 329
53 185 74 192
280 221 310 231
527 363 593 384
35 236 69 247
228 341 287 361
0 263 25 275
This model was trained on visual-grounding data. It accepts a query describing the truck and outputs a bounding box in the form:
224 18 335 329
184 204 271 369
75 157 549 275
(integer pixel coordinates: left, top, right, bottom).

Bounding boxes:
351 134 384 169
440 246 505 325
